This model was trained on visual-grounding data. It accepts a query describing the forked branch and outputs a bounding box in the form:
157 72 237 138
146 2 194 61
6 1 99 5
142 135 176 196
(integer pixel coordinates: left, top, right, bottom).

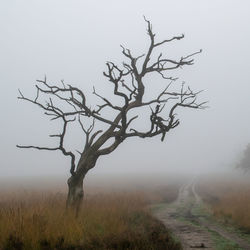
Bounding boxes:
17 18 206 177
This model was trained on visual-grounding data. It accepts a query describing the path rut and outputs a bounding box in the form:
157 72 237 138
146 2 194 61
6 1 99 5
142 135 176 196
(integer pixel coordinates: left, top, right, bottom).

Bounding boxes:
153 179 250 250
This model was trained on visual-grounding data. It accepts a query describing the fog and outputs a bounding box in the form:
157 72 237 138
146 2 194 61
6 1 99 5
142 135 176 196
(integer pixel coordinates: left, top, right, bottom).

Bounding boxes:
1 0 250 182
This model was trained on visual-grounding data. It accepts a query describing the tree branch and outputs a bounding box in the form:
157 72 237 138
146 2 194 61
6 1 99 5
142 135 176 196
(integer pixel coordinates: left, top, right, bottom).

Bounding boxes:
17 18 206 179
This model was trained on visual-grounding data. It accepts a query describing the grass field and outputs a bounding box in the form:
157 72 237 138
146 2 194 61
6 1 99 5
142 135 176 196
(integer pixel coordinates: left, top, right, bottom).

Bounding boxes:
0 179 181 250
197 175 250 231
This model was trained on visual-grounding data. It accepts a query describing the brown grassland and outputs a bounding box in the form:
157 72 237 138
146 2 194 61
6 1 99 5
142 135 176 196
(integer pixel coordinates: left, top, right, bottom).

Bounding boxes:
0 181 181 250
197 175 250 231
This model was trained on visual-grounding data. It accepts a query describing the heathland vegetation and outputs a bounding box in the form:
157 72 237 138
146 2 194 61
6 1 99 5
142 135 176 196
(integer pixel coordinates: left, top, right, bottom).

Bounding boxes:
0 179 181 250
198 175 250 231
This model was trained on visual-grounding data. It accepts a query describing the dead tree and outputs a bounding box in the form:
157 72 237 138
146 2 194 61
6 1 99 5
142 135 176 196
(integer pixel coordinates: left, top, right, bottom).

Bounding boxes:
17 18 206 212
237 144 250 173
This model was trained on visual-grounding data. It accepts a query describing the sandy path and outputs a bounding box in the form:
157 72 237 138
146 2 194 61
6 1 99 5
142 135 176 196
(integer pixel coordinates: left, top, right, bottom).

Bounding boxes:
153 180 250 250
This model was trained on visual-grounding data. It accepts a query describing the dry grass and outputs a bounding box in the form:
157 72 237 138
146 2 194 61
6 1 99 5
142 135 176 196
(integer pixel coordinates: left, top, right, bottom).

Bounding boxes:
0 189 181 250
143 185 180 205
197 176 250 231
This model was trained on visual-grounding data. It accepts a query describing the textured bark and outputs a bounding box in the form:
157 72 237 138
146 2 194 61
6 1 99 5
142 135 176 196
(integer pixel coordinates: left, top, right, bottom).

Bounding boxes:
66 152 98 215
66 174 84 215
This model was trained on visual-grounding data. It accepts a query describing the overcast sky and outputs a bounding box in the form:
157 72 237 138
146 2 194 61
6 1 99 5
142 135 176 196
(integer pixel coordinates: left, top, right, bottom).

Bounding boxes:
0 0 250 180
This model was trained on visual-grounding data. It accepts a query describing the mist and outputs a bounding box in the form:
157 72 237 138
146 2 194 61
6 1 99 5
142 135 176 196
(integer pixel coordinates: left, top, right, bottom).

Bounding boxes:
1 0 250 182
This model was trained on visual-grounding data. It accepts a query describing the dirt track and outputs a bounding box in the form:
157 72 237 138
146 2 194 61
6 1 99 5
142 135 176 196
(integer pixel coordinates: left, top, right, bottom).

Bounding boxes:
153 179 250 250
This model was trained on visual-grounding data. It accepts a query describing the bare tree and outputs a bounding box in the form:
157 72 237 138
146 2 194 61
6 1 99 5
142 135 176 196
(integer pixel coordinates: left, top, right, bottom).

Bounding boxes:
237 144 250 173
17 18 206 213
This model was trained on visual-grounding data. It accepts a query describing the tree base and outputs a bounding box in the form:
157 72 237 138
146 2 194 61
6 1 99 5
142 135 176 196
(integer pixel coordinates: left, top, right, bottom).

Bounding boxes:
66 175 84 217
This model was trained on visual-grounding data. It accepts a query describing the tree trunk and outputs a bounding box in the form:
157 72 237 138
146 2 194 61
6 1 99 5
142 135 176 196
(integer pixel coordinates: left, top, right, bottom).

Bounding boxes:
66 154 98 216
66 174 84 216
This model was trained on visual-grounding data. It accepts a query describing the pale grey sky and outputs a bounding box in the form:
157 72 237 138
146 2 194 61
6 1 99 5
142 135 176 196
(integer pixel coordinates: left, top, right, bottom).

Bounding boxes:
0 0 250 179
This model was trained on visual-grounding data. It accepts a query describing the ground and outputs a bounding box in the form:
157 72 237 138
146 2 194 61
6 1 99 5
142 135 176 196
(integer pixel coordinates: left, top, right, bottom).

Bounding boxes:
152 179 250 250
